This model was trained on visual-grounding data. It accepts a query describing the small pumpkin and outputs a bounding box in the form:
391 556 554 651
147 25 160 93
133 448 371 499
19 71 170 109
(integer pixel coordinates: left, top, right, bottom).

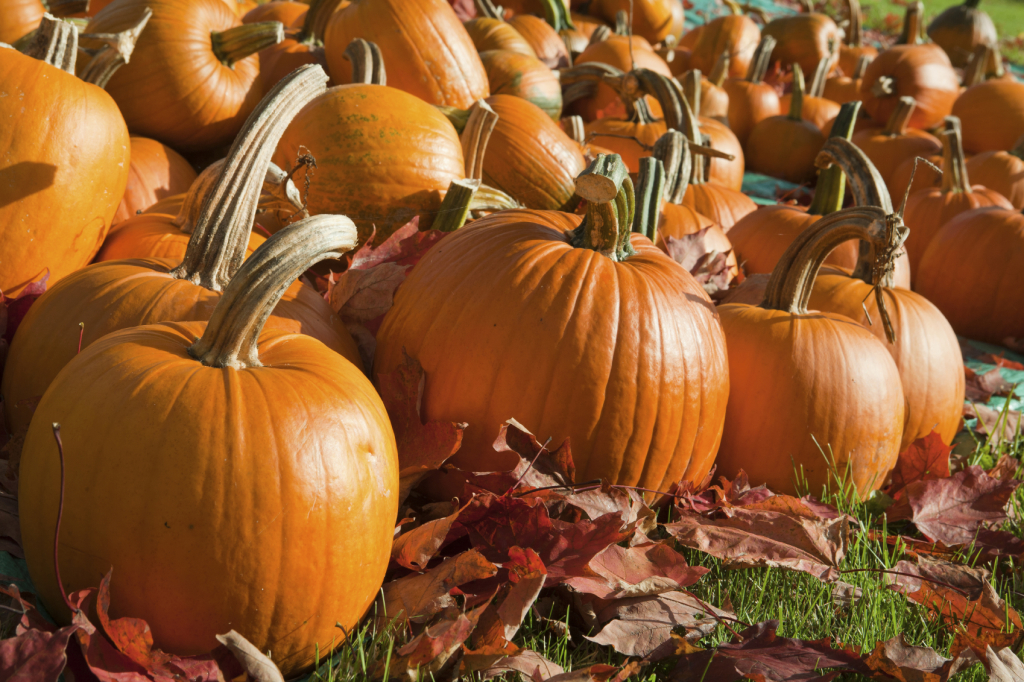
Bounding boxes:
464 4 538 58
585 0 675 43
951 79 1024 154
851 96 942 189
506 0 572 69
964 132 1024 210
374 154 730 499
693 51 731 122
780 57 841 132
761 12 841 77
19 213 396 679
746 64 825 184
112 137 198 227
823 54 871 105
685 2 760 79
0 0 84 44
837 0 877 76
480 49 563 120
927 0 997 68
723 36 781 147
903 117 1011 279
716 203 907 497
567 34 671 121
249 0 342 97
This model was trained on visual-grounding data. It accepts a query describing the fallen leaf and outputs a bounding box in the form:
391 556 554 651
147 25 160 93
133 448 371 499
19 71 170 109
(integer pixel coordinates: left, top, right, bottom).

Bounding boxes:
860 634 965 682
378 549 498 625
392 503 466 571
662 230 735 296
459 641 520 676
378 599 490 680
990 455 1021 481
0 625 80 682
831 581 863 609
215 631 284 682
987 645 1024 682
545 663 620 682
467 420 576 495
886 431 952 499
345 218 445 271
482 648 564 681
965 367 1016 402
564 541 707 599
963 403 1021 445
375 353 466 504
585 591 730 660
0 272 48 347
565 481 654 527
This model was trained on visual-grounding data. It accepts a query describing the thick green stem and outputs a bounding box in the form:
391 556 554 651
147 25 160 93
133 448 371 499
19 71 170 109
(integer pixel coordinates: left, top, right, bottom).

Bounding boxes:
433 180 479 232
653 131 692 205
436 105 470 134
345 38 386 85
25 14 77 72
171 65 329 291
462 99 499 181
809 57 829 97
882 97 916 136
190 215 358 369
808 101 862 215
571 154 635 261
940 116 971 194
631 157 665 242
537 0 575 32
469 184 521 211
897 2 924 45
211 21 284 67
747 36 776 84
789 63 805 120
78 9 151 88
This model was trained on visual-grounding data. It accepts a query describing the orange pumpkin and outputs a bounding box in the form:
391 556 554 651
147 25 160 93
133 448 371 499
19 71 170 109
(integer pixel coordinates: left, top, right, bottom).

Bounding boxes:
903 117 1011 279
859 43 959 131
464 16 538 56
323 0 489 109
0 0 87 43
889 152 943 206
482 95 586 209
780 58 841 132
585 0 675 43
2 67 359 438
717 204 906 497
965 133 1024 210
480 49 562 120
374 154 729 499
694 51 732 122
916 206 1024 345
680 70 744 191
249 0 343 97
723 36 781 147
87 0 284 153
568 35 670 121
242 0 308 26
823 54 871 105
686 8 760 79
761 12 841 77
837 0 877 76
927 0 996 67
851 96 942 189
952 79 1024 154
112 137 198 227
746 64 826 184
508 12 571 68
0 17 130 297
19 213 397 678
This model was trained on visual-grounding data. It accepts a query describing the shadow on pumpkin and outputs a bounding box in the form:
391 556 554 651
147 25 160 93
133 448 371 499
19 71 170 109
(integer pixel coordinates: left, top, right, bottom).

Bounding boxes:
0 162 56 208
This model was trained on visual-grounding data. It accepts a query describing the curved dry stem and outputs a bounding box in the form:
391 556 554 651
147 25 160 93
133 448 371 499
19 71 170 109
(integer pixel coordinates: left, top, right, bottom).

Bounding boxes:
809 57 829 97
25 14 77 72
470 184 522 211
814 137 894 214
560 115 587 144
302 0 348 42
653 130 692 205
345 37 386 86
710 50 730 86
189 214 358 369
681 69 702 118
170 65 329 291
853 54 871 78
845 0 864 46
747 35 776 83
475 0 504 20
211 21 284 67
882 96 916 136
78 8 151 88
175 161 308 233
462 99 498 182
897 1 924 45
589 24 612 46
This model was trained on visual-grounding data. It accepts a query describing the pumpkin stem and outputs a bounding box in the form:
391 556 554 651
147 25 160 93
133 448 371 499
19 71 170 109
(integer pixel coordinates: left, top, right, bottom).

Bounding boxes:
761 204 906 342
897 2 924 45
809 57 829 97
469 184 521 211
190 215 358 369
632 157 666 242
709 50 730 87
210 21 284 67
788 63 806 121
298 0 347 42
77 9 151 88
25 14 77 72
436 105 470 133
345 37 386 85
433 179 479 232
852 54 870 79
614 10 630 35
170 65 329 291
940 116 972 194
881 96 916 136
461 100 499 182
571 154 635 261
681 69 702 118
845 0 864 46
746 36 776 84
653 131 692 204
807 100 862 216
536 0 575 32
45 0 88 15
962 43 1004 86
588 24 612 46
475 0 505 20
560 61 623 108
174 161 306 232
560 115 586 144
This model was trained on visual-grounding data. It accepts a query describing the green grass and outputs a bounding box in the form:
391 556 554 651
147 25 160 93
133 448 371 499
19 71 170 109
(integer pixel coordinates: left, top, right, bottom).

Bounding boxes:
303 423 1024 682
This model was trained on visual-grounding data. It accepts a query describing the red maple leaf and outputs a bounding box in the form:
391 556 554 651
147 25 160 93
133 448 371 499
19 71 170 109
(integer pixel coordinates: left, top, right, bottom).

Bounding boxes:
886 431 952 499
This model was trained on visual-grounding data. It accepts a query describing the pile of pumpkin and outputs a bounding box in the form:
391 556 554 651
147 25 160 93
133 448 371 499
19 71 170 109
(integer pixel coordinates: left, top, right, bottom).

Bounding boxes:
1 0 1023 675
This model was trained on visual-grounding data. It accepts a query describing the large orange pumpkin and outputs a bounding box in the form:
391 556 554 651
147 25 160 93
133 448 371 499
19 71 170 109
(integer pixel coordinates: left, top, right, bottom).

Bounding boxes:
323 0 488 109
585 0 675 43
374 154 730 499
902 117 1011 279
723 36 780 147
851 96 942 189
859 42 959 131
716 204 906 497
464 15 538 57
0 0 85 44
19 213 397 678
112 137 198 227
2 67 359 438
965 133 1024 210
0 17 130 297
761 12 840 77
951 79 1024 154
87 0 284 153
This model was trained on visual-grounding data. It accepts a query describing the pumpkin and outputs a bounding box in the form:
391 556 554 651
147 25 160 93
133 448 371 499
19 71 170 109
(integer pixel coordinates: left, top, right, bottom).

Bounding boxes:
761 12 840 77
723 36 781 147
482 95 586 210
916 206 1024 345
274 42 466 243
249 0 343 97
960 44 1012 87
585 0 675 43
889 152 943 206
679 70 744 191
2 66 359 438
951 79 1024 154
693 52 731 122
374 154 729 499
746 64 826 184
480 49 563 120
780 58 841 132
567 34 670 121
87 0 284 153
716 203 906 497
507 2 572 69
927 0 996 67
242 0 308 26
0 17 130 297
0 0 84 44
19 212 397 678
323 0 488 109
965 133 1024 210
464 14 538 57
823 54 871 105
112 137 198 227
837 0 877 76
903 117 1011 279
851 96 942 189
685 5 760 79
859 40 959 131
